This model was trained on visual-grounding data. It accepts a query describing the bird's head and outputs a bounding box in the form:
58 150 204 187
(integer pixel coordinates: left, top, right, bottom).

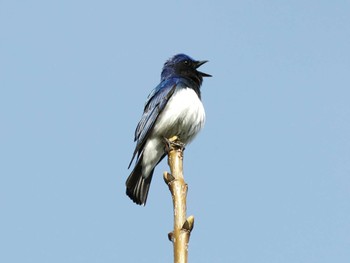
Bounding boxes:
161 54 211 86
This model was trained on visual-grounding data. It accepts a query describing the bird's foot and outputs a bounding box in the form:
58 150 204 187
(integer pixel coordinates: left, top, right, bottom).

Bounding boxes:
164 136 185 152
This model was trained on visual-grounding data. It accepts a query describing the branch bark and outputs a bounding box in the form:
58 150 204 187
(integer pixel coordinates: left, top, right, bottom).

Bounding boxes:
164 136 194 263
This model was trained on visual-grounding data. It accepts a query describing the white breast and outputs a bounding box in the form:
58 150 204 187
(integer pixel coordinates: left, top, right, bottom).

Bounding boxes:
152 87 206 144
141 87 205 176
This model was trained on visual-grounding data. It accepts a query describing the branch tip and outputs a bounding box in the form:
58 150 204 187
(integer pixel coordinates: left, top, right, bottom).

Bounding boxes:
168 135 179 143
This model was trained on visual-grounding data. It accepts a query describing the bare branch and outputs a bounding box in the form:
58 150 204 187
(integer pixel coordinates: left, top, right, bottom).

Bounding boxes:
164 136 194 263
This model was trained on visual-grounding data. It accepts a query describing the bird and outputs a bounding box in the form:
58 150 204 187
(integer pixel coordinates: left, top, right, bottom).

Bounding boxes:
126 54 211 205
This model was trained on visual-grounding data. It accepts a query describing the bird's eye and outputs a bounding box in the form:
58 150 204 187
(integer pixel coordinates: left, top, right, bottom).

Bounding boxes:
183 60 190 65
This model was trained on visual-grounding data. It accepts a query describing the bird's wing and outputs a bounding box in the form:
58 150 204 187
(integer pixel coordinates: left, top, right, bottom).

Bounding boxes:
128 78 178 168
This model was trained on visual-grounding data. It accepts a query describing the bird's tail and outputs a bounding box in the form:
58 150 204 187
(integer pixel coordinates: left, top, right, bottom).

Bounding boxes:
126 159 154 205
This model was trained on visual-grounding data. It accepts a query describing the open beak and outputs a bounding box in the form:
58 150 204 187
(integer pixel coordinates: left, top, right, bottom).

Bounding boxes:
195 60 212 77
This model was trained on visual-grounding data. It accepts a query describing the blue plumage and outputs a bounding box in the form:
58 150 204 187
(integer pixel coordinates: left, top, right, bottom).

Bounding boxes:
126 54 211 205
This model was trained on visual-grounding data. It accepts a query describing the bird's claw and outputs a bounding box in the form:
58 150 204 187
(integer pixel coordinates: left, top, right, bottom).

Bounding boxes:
164 136 185 152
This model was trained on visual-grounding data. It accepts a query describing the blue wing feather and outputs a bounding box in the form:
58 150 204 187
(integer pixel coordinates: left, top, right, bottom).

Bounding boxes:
128 78 178 168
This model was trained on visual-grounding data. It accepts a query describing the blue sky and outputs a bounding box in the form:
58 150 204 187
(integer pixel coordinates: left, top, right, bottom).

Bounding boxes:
1 1 349 262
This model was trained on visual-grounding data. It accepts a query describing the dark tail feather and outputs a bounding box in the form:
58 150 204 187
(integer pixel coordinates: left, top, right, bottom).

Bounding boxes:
126 160 154 206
